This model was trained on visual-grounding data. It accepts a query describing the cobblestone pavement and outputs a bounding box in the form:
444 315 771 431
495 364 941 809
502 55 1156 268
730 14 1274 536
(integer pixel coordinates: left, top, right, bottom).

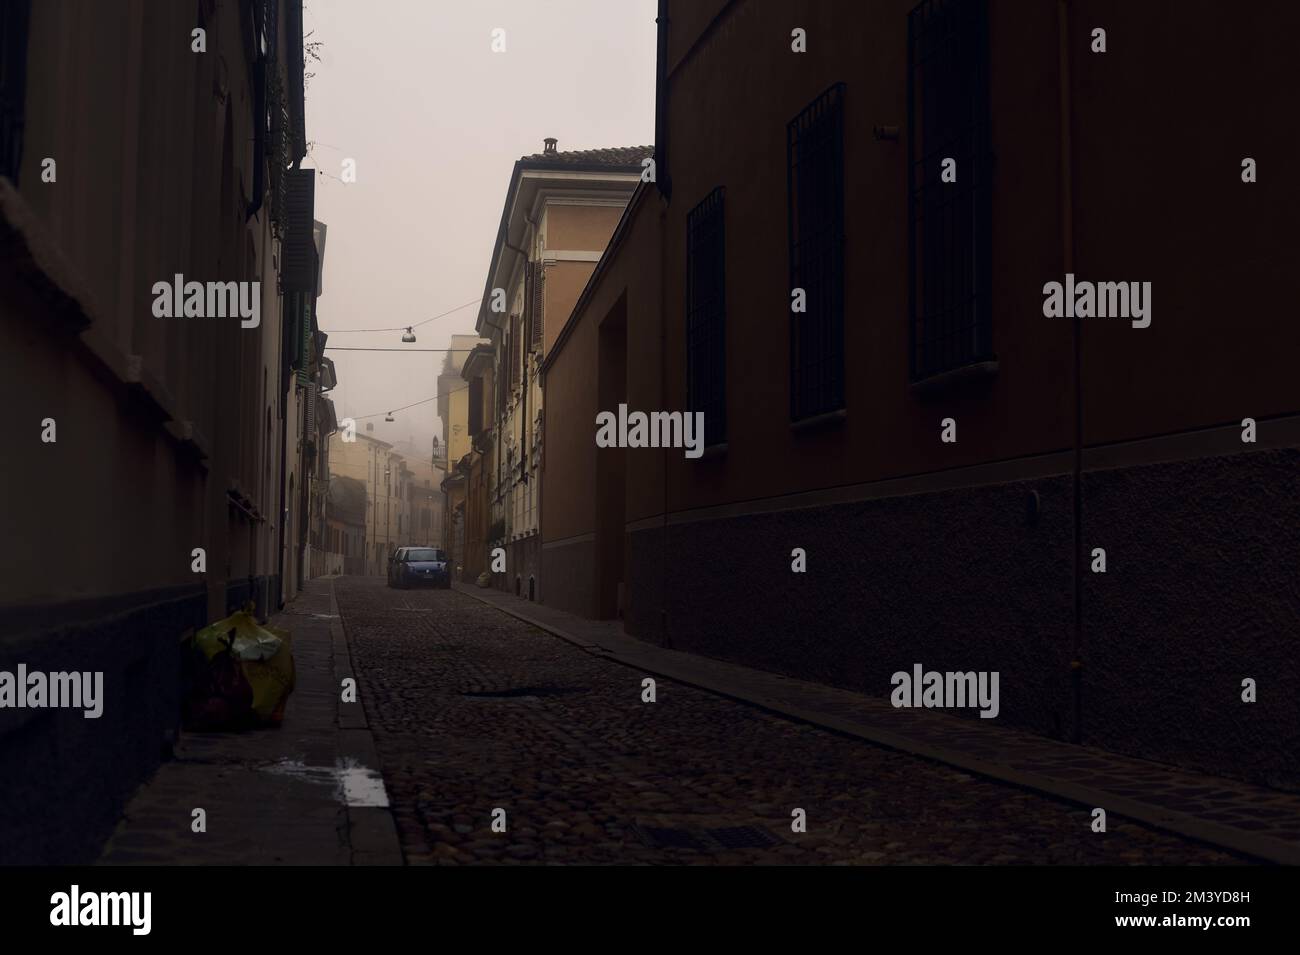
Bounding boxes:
459 581 1300 862
336 577 1245 865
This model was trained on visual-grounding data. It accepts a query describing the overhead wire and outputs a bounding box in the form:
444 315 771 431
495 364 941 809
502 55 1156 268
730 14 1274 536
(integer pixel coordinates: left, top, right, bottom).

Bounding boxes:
322 297 481 334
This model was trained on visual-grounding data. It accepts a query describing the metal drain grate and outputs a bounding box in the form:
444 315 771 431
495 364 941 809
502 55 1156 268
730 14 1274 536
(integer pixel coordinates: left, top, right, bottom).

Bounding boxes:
461 686 579 700
631 825 709 851
707 825 782 850
630 823 783 851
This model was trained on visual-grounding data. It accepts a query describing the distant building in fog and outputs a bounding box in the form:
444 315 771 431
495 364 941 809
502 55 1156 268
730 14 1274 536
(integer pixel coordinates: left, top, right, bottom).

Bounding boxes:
467 139 644 595
326 475 367 575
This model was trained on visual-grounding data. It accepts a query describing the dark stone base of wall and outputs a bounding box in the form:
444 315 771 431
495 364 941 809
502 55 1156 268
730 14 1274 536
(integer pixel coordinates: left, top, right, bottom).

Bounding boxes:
224 574 271 621
0 585 207 864
540 537 595 618
627 527 668 643
624 449 1300 790
1080 448 1300 790
629 476 1076 740
497 536 541 601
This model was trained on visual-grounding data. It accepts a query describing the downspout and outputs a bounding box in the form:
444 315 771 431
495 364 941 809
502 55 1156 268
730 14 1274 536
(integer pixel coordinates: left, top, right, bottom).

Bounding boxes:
537 389 544 602
654 0 672 202
655 0 671 646
659 214 670 648
503 235 529 588
276 305 288 608
247 53 266 221
1059 0 1082 743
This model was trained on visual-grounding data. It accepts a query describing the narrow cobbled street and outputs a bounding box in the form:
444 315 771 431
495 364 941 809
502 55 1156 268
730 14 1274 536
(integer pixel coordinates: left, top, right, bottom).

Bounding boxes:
335 577 1241 865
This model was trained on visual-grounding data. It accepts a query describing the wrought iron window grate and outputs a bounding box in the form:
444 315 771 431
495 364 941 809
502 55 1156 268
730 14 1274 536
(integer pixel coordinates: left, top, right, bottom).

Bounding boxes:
788 82 847 421
686 186 727 447
907 0 993 381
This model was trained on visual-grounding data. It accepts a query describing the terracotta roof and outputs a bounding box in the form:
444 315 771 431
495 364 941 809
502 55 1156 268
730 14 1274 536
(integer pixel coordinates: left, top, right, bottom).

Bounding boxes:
519 145 652 168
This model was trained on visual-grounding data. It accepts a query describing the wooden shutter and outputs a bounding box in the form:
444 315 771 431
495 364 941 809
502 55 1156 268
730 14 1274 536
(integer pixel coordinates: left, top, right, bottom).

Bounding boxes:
282 168 317 292
530 262 544 348
509 314 520 387
468 376 483 436
523 265 534 351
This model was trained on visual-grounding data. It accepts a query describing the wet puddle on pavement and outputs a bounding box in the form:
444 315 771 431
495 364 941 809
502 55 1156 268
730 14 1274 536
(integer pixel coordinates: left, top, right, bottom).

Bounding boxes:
259 757 390 808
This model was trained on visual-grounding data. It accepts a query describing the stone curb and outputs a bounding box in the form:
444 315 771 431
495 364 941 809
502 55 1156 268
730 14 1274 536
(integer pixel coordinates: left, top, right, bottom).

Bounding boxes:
330 579 403 865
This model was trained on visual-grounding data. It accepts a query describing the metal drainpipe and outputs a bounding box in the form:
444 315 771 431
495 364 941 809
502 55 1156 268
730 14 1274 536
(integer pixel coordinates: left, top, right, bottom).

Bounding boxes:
1059 0 1082 744
660 207 670 648
655 0 671 647
503 234 531 587
276 329 288 608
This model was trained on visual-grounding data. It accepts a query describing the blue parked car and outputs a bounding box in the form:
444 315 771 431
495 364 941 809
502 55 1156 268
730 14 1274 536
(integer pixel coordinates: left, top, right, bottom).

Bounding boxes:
387 547 451 589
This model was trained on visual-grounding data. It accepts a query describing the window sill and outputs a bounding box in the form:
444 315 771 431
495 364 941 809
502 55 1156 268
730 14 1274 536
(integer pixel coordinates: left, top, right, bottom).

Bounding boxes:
910 360 999 397
791 408 847 433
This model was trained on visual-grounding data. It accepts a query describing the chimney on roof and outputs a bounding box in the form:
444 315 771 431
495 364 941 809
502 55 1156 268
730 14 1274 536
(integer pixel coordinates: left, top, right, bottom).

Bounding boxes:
543 137 557 155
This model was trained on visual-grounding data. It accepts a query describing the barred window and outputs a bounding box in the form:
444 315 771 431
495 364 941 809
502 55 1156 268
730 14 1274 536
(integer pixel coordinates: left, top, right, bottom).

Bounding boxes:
686 187 726 447
0 0 31 185
908 0 993 381
788 82 846 421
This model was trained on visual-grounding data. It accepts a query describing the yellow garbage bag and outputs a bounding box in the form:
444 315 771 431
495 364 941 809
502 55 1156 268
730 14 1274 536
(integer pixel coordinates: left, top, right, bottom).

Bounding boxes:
192 607 296 724
242 623 295 724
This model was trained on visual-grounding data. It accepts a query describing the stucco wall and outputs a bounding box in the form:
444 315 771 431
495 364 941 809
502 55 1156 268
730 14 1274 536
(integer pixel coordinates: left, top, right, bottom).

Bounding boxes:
541 295 601 544
546 203 628 253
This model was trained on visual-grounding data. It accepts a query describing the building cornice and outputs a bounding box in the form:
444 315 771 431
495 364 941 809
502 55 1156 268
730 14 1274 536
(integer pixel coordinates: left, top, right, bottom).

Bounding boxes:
476 158 643 336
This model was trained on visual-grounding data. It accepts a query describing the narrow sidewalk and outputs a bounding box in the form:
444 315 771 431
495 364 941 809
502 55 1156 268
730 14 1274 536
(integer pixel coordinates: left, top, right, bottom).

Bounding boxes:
98 578 400 865
454 581 1300 864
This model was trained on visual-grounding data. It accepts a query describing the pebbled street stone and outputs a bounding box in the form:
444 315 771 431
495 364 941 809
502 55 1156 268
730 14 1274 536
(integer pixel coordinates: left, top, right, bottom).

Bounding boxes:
336 577 1244 866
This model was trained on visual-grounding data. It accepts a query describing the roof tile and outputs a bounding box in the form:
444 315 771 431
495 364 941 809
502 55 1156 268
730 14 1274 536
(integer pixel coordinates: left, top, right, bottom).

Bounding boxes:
519 145 653 167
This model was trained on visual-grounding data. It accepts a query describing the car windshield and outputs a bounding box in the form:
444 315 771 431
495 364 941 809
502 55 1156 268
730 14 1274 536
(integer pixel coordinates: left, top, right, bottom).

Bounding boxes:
405 549 444 562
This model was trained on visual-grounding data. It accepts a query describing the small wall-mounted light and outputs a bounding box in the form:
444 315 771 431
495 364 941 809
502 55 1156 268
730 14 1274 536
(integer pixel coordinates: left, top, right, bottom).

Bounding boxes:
401 327 416 343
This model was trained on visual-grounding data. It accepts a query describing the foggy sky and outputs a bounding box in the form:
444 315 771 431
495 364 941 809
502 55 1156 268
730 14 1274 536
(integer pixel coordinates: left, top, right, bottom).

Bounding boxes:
303 0 657 459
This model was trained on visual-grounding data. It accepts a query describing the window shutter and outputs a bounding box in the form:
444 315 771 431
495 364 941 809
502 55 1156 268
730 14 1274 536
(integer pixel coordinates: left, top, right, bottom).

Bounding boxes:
509 314 519 387
295 293 312 384
523 265 534 351
530 262 544 348
305 381 318 437
282 169 317 293
468 376 483 436
497 345 506 412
